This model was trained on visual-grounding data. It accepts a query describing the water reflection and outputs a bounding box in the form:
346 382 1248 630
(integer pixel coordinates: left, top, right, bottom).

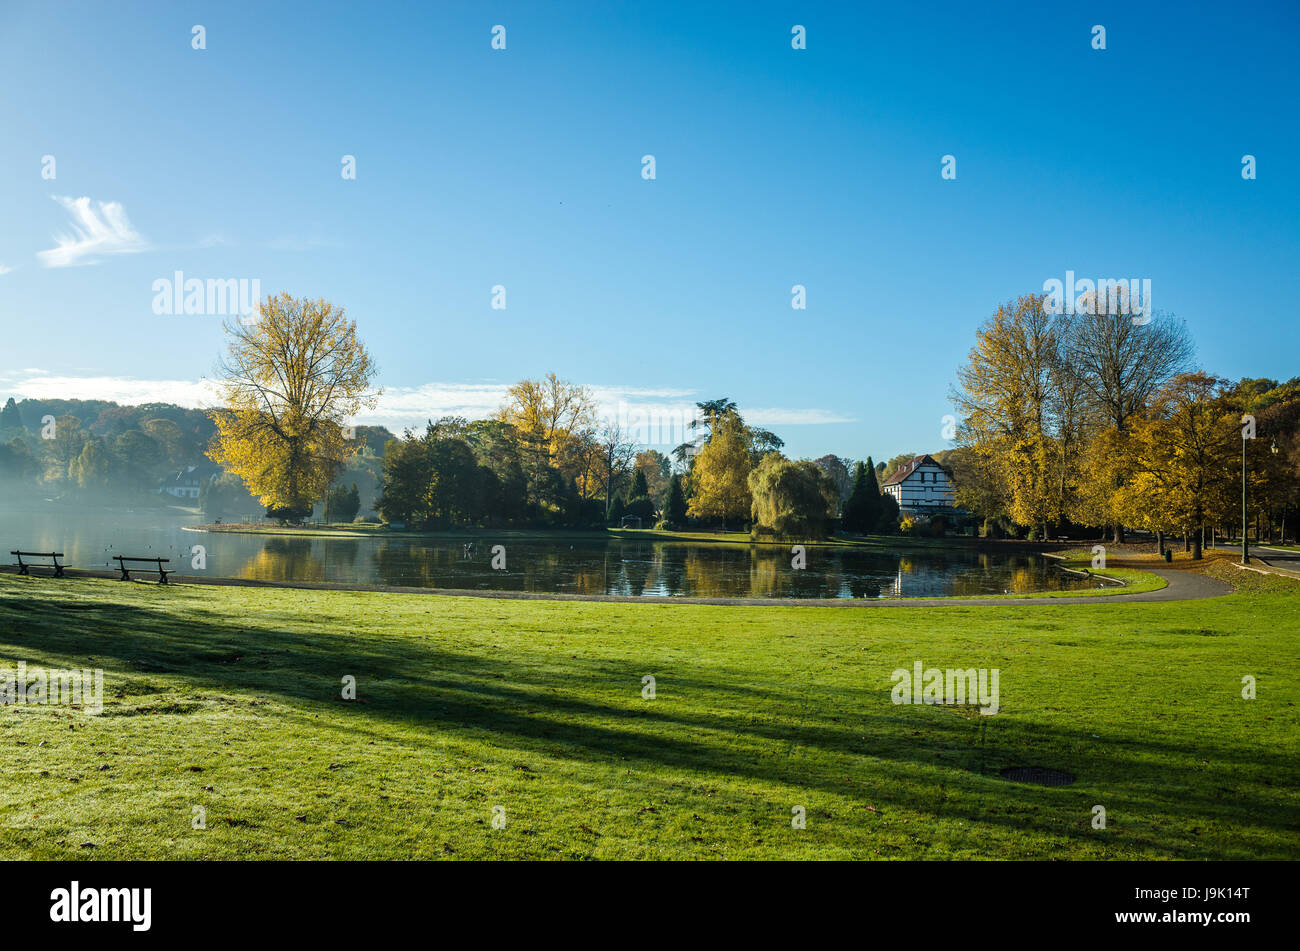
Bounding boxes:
364 538 1097 599
0 506 1105 600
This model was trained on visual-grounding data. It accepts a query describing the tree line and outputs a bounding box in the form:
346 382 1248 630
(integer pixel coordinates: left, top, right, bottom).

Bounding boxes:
949 292 1299 555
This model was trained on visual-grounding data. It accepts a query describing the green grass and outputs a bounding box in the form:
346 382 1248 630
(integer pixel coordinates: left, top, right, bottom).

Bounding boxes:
0 567 1296 860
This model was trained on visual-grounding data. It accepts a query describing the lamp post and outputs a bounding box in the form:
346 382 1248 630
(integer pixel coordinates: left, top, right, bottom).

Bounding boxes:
1242 429 1249 564
1271 439 1280 545
1244 435 1282 563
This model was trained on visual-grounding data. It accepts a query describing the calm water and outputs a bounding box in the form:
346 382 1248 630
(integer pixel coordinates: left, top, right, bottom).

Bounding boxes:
0 504 1106 599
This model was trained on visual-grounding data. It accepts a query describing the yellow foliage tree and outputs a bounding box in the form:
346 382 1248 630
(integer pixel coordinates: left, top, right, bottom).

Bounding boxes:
207 294 378 519
496 373 598 495
1118 373 1236 559
687 410 752 526
951 294 1067 535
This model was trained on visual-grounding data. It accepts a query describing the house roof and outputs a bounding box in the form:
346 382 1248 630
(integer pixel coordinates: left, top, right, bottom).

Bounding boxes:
882 454 949 486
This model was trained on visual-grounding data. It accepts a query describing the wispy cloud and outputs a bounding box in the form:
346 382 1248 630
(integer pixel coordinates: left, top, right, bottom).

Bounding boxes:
267 235 340 251
0 264 13 275
37 196 149 268
747 407 856 426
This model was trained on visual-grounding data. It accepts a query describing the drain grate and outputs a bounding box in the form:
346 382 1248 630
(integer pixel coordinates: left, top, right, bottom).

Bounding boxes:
999 766 1076 787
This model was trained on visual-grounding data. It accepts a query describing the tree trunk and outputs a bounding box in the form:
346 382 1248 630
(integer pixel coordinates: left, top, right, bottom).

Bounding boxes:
1156 530 1164 556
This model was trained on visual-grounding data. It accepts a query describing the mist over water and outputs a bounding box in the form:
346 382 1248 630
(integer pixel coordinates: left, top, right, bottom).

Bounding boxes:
0 503 1104 599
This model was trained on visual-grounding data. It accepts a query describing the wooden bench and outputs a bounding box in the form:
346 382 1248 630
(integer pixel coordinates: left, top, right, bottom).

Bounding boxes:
114 555 171 584
11 551 65 578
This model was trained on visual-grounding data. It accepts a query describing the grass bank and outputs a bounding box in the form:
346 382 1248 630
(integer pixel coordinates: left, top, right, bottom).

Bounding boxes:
194 522 1033 553
0 568 1295 859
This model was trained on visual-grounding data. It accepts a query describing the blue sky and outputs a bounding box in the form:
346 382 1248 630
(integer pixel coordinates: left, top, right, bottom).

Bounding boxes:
1 0 1296 461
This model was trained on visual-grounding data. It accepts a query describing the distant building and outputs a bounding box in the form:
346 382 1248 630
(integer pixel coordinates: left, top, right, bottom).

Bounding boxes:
882 454 955 516
161 465 216 500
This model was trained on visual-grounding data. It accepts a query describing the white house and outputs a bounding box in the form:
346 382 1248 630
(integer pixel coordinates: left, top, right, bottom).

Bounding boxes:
882 454 955 516
161 465 213 500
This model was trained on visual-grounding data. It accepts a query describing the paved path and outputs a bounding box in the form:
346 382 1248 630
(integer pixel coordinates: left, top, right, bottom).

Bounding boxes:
1252 546 1300 580
0 564 1233 608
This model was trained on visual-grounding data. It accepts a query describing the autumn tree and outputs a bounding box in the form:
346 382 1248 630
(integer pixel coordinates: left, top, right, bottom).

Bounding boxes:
951 294 1066 536
1120 373 1236 559
1063 299 1194 540
207 294 378 521
687 409 753 526
497 373 597 474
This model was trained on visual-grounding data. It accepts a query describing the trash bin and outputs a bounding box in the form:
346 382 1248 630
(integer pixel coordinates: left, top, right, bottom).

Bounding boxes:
1163 550 1172 563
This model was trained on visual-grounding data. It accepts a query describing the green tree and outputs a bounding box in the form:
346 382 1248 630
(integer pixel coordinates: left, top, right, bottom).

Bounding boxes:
842 459 882 533
377 424 494 529
664 474 687 528
114 429 163 492
70 439 114 493
0 398 22 434
627 468 649 502
748 456 837 539
324 482 362 523
0 437 38 484
621 466 654 523
878 491 900 532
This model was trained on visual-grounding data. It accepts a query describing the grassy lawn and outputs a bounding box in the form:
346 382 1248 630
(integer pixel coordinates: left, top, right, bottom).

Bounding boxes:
0 566 1297 860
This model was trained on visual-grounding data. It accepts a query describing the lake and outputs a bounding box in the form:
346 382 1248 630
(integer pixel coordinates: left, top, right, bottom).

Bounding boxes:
0 504 1107 600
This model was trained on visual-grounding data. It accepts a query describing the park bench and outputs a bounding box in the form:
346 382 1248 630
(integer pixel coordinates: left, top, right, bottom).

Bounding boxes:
10 551 65 578
114 555 171 584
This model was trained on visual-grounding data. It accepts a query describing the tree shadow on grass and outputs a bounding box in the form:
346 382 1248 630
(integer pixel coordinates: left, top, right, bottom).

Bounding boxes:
1 587 1296 858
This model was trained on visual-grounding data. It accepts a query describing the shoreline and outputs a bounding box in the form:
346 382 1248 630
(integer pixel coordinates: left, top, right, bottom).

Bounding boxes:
0 561 1205 606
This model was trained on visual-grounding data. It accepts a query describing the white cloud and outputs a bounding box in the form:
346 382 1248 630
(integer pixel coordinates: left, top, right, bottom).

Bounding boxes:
0 263 13 275
37 196 149 268
0 373 850 447
5 374 218 407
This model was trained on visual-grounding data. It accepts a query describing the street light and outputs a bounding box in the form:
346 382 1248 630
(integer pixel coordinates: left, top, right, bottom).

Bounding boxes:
1275 441 1284 545
1242 425 1251 564
1244 435 1282 564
